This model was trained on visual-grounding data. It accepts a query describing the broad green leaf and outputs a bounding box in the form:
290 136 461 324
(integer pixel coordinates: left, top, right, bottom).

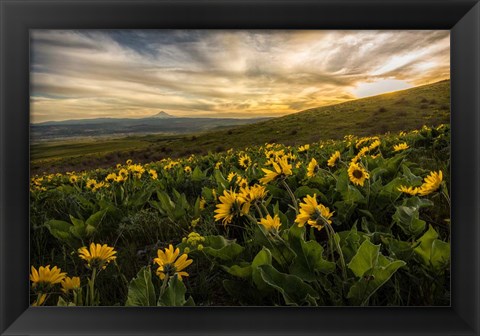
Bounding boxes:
250 247 273 291
404 196 434 209
413 224 438 264
289 240 335 281
392 205 426 236
430 240 450 270
125 266 157 306
258 264 318 306
337 224 367 262
57 296 76 306
223 264 252 278
381 237 414 261
376 177 407 207
202 235 244 261
84 209 107 235
414 225 450 270
347 259 406 305
401 164 423 184
294 186 321 200
335 170 349 194
333 200 357 224
69 215 84 227
213 170 228 189
44 220 73 242
383 154 405 175
343 185 365 204
158 274 194 307
254 226 295 267
348 239 380 278
191 166 205 181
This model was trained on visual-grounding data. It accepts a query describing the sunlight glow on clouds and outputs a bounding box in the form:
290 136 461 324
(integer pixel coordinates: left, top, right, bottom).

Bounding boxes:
30 30 450 123
352 79 413 98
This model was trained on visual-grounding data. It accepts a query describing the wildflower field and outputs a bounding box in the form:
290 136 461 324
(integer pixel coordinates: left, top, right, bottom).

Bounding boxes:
30 124 450 306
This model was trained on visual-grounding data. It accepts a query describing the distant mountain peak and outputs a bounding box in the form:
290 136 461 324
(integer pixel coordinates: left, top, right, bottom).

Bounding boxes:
150 111 174 119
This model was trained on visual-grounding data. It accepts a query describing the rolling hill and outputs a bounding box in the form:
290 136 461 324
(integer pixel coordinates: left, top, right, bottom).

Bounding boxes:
31 79 450 174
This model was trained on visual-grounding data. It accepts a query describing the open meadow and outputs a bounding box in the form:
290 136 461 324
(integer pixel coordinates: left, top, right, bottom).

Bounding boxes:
30 83 450 306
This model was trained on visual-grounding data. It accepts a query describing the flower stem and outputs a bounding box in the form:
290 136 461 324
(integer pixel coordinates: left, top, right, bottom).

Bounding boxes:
325 221 348 281
89 267 97 306
282 180 298 214
159 274 170 300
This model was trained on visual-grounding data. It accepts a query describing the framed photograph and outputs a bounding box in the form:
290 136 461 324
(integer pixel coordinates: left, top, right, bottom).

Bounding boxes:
1 0 479 335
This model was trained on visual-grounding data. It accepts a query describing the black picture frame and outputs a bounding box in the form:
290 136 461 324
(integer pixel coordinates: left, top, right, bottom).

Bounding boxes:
1 0 479 335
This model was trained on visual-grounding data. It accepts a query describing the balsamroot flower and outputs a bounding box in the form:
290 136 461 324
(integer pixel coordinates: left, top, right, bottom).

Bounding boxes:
61 276 81 294
348 162 370 186
78 243 117 270
398 171 443 196
307 158 319 178
417 171 443 196
259 214 282 232
295 194 333 231
393 142 409 152
214 190 246 225
154 244 193 281
30 265 66 289
327 151 341 167
259 156 292 184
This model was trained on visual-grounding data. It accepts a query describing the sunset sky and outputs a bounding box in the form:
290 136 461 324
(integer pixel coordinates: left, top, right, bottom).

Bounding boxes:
30 30 450 123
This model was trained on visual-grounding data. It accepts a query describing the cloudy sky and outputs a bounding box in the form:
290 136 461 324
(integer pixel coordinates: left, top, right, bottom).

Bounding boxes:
30 30 450 123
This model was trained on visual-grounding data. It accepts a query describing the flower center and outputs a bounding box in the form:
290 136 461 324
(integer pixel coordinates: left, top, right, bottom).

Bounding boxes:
353 169 363 179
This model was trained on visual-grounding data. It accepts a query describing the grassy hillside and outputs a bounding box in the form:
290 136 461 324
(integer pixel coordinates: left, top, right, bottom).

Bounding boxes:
188 79 450 147
31 79 450 174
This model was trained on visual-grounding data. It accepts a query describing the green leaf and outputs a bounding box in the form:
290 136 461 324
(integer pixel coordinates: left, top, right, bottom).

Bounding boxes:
348 239 380 278
290 240 335 280
258 264 318 306
337 224 367 263
57 296 76 306
347 259 406 305
383 154 405 175
69 215 84 227
335 170 349 194
347 239 406 305
125 266 157 306
223 264 252 278
68 215 86 239
158 274 195 307
430 240 450 270
343 185 365 204
254 225 295 267
85 209 107 228
381 237 414 261
213 170 228 189
191 166 205 181
414 225 450 270
333 200 357 224
202 235 244 261
294 186 321 200
392 205 426 236
45 220 73 242
401 164 423 184
252 247 273 291
375 177 407 208
413 224 438 264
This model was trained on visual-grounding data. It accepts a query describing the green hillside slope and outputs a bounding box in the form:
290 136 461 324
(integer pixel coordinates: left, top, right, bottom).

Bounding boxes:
31 79 450 174
188 79 450 148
